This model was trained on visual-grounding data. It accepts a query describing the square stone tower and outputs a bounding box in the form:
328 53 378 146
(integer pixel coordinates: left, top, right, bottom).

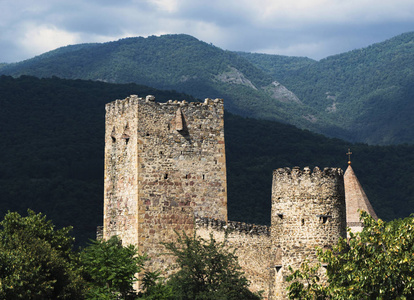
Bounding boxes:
103 95 227 271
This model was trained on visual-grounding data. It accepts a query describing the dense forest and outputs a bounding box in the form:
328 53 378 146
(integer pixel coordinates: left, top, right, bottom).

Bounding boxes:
2 32 414 144
0 76 413 246
239 32 414 144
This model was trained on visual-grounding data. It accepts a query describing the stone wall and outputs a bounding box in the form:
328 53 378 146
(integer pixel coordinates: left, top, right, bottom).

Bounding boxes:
270 166 347 299
104 97 140 246
103 95 227 274
103 95 348 299
195 217 272 298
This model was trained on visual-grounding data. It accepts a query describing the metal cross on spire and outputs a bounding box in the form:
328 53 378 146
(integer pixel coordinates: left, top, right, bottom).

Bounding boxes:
346 148 352 165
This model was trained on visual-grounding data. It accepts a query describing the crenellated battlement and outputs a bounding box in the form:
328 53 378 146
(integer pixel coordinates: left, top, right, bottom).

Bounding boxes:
271 166 346 230
273 166 343 180
105 95 224 115
195 216 270 236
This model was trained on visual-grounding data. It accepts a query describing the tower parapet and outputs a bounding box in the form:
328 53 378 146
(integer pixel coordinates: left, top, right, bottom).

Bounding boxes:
270 166 347 299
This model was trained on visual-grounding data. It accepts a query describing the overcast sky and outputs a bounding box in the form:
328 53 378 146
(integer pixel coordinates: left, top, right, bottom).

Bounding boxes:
1 0 414 63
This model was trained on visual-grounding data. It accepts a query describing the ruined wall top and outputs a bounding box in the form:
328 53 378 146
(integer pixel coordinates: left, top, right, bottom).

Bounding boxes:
195 216 270 237
273 166 343 180
105 95 224 114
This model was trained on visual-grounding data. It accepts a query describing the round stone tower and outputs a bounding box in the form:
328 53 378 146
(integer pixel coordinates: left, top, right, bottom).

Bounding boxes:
270 166 347 299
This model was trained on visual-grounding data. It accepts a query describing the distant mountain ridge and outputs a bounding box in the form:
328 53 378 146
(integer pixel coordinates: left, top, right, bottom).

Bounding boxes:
2 32 414 144
239 32 414 144
0 34 344 142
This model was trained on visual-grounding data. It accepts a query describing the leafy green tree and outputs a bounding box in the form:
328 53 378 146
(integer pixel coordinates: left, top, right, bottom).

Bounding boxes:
81 236 146 300
287 211 414 299
286 261 327 300
0 210 85 299
162 232 262 300
138 271 175 300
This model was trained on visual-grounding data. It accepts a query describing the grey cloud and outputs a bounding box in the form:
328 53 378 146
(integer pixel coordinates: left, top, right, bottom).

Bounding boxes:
0 41 27 63
1 0 414 62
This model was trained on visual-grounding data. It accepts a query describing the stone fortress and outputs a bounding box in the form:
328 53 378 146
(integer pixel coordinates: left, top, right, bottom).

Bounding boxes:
103 95 378 299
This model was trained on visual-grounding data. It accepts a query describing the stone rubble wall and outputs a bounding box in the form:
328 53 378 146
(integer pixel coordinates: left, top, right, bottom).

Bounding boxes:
103 95 348 300
104 95 227 275
270 166 347 299
195 217 272 298
104 97 140 246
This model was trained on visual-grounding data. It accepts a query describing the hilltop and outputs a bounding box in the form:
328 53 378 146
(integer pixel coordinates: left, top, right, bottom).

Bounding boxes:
8 33 414 144
2 33 414 144
0 35 315 130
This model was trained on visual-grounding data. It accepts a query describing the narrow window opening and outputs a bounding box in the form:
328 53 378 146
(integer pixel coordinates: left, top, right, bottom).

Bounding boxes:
202 174 205 180
111 127 116 143
164 173 168 180
317 215 331 224
159 151 163 155
167 124 170 130
125 138 129 145
275 265 282 272
301 219 305 225
185 174 188 179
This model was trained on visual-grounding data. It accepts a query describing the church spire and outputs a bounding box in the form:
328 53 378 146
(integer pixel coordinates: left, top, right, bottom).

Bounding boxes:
344 150 378 237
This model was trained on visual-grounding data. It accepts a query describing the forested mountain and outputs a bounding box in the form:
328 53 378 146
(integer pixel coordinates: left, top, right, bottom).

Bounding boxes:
239 32 414 144
1 76 413 246
0 34 319 131
234 52 316 79
2 33 414 144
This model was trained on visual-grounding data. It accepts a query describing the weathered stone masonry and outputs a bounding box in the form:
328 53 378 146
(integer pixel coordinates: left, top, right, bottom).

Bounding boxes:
270 167 347 299
104 95 227 273
103 95 355 299
196 217 273 297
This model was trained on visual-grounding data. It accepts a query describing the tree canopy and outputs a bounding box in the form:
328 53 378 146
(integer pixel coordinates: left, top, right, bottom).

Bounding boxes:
0 210 84 299
81 236 146 300
162 232 262 300
287 211 414 299
0 210 261 299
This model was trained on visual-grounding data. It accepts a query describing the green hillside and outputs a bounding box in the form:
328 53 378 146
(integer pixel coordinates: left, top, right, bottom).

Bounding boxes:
240 32 414 144
1 76 413 246
4 33 414 144
0 34 339 140
234 52 316 79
